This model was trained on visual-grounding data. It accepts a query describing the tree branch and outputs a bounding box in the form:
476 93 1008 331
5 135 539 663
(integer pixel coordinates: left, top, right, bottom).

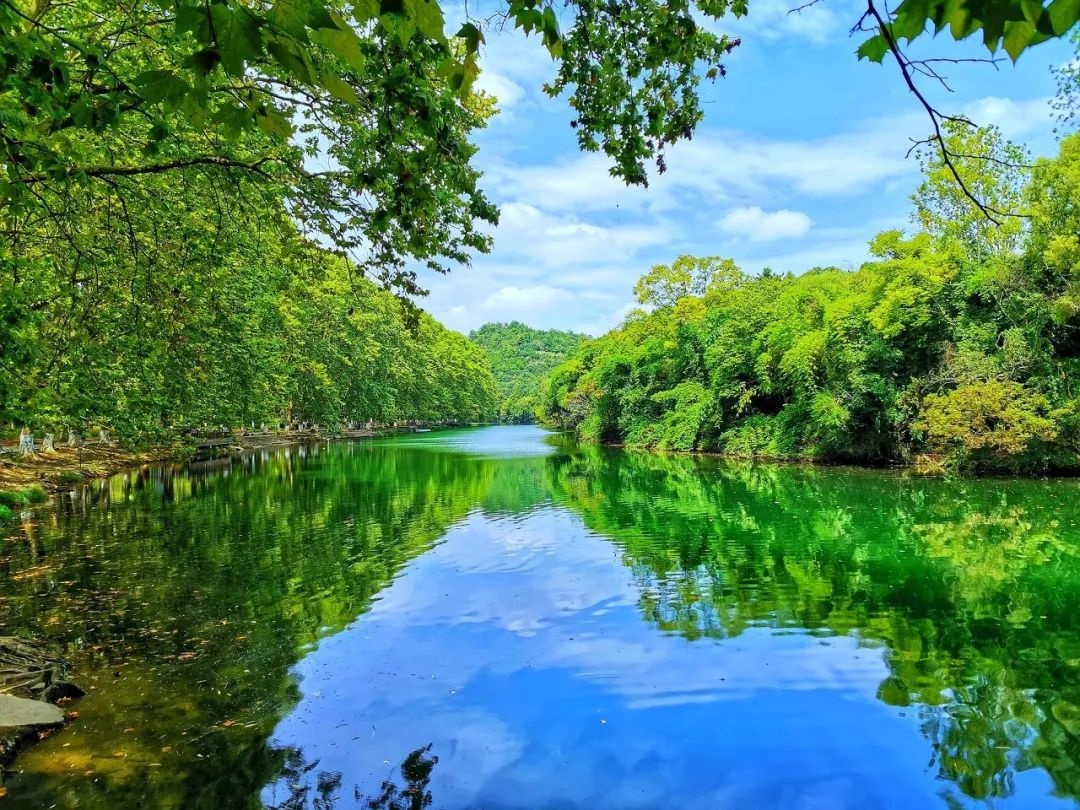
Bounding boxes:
17 156 281 185
864 0 1013 224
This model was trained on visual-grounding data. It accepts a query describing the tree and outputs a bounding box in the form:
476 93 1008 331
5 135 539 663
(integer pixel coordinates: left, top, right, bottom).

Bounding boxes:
0 0 743 276
633 256 743 309
540 132 1080 472
469 322 587 423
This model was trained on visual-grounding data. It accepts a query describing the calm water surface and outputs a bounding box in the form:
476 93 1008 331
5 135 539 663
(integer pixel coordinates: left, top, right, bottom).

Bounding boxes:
3 426 1080 808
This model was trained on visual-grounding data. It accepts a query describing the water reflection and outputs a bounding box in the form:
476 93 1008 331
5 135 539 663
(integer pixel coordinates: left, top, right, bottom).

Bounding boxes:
0 427 1078 808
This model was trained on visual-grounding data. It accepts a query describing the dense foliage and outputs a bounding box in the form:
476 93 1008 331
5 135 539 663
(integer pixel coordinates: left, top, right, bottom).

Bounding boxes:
541 128 1080 473
469 321 586 423
1 190 497 440
0 1 502 443
0 0 743 251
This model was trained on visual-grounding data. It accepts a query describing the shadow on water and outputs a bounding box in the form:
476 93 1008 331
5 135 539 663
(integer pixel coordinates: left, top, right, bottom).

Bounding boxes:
0 426 1079 806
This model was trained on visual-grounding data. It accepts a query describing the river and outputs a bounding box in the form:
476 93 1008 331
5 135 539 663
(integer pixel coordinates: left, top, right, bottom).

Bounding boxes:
2 425 1080 808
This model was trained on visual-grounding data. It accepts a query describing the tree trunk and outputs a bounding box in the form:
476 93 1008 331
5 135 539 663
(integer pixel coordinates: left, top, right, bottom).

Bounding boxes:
17 428 34 458
66 429 82 448
98 428 111 446
41 433 55 453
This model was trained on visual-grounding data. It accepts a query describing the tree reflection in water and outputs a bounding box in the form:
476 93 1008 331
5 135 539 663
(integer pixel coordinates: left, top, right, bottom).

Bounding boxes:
2 428 1080 807
268 745 438 810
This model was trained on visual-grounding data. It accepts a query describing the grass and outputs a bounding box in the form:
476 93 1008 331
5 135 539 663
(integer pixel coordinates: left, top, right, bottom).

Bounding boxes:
0 485 47 512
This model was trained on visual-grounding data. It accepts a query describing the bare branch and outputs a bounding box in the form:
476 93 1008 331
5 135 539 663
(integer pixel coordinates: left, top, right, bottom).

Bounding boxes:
864 0 1020 224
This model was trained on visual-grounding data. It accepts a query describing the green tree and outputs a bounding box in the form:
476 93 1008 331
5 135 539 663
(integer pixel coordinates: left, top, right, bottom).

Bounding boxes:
469 322 587 423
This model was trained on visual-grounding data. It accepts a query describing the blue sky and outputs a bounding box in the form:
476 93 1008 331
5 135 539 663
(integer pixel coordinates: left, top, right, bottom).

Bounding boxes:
422 1 1074 336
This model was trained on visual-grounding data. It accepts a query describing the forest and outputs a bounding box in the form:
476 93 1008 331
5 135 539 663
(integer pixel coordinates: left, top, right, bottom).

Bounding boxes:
470 322 586 423
3 0 1080 461
540 119 1080 473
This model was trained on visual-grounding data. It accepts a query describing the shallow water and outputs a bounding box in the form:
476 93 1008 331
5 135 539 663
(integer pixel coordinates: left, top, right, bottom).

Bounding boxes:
3 425 1080 808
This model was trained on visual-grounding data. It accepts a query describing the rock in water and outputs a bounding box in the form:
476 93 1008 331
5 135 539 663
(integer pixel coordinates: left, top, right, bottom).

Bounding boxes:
0 694 63 728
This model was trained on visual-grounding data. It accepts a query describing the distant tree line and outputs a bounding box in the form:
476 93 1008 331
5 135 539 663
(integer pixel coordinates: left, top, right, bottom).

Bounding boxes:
541 119 1080 473
470 322 586 423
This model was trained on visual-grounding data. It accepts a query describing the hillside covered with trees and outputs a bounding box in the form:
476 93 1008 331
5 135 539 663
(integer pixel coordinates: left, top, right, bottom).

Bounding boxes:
470 322 587 423
541 124 1080 474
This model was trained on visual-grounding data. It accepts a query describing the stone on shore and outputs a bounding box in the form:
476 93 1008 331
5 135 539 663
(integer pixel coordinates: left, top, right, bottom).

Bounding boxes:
0 694 64 728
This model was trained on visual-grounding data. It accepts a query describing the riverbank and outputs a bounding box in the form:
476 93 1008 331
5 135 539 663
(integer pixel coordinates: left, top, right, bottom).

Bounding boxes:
0 428 378 496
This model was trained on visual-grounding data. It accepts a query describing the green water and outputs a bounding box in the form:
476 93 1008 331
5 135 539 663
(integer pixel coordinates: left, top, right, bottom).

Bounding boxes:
1 426 1080 808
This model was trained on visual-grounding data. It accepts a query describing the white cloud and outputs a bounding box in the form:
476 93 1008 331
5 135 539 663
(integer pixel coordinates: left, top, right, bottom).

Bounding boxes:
725 0 848 45
718 207 812 241
961 95 1052 140
491 202 671 267
483 284 571 310
487 111 926 218
574 302 639 337
475 70 525 109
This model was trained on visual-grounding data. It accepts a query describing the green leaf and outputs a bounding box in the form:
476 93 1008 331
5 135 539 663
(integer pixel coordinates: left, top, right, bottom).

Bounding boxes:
210 5 265 75
256 108 295 138
211 103 251 138
320 71 359 104
308 4 339 29
1048 0 1080 34
353 0 380 22
856 34 889 62
135 70 189 105
404 0 446 41
1002 19 1037 58
174 3 210 38
455 22 485 52
267 39 318 84
268 0 311 39
311 26 367 70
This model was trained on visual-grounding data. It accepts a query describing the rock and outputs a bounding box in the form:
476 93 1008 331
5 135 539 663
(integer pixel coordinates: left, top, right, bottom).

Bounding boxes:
42 681 86 703
0 694 64 728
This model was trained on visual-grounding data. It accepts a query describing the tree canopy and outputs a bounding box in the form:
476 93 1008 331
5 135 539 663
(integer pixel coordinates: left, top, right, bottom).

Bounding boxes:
541 125 1080 473
469 321 586 423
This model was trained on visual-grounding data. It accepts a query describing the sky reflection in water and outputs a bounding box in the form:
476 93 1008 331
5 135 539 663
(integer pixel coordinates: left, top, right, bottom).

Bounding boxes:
3 425 1080 809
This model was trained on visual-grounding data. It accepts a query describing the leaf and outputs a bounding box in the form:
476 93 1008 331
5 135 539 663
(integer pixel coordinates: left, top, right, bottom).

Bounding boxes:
320 71 359 104
455 22 485 52
267 39 318 84
268 0 311 40
353 0 381 23
1048 0 1080 34
311 26 367 70
184 47 220 76
256 108 295 139
174 3 210 38
308 4 339 29
856 34 889 62
404 0 447 42
446 51 480 95
1002 19 1037 59
210 5 265 75
541 6 560 50
134 70 189 105
211 103 251 139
